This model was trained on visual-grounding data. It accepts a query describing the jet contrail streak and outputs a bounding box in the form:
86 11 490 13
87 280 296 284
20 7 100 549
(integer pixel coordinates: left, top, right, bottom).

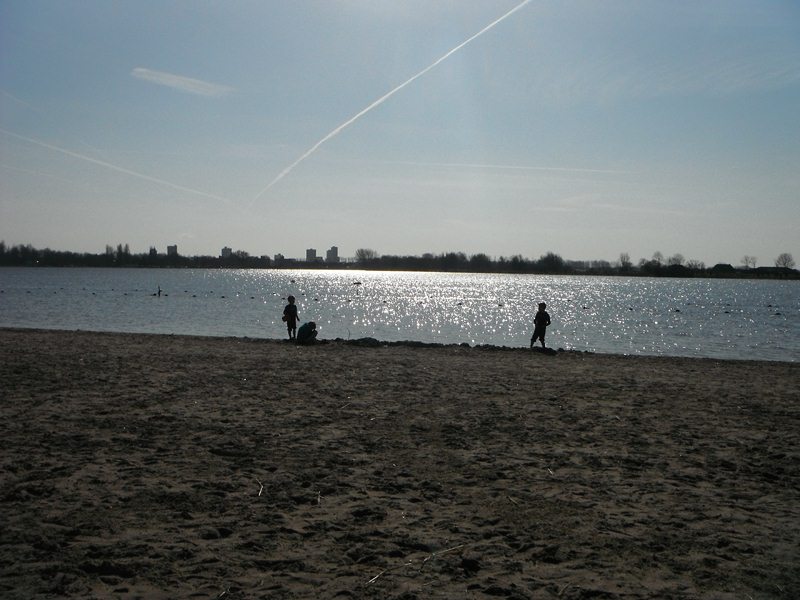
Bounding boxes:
0 128 230 203
255 0 532 199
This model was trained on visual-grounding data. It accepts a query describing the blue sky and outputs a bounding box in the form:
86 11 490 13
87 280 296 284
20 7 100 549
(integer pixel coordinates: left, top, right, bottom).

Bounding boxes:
2 0 799 266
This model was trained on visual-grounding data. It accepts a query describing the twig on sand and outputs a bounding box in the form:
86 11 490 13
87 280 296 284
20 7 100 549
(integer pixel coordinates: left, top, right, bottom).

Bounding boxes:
506 495 519 505
256 479 264 497
367 570 385 585
367 561 413 584
558 583 571 597
420 543 466 572
367 543 468 584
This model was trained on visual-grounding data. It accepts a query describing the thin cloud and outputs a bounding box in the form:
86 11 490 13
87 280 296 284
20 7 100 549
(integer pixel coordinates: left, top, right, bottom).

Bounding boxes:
529 51 800 107
556 193 689 218
131 68 234 97
378 160 629 175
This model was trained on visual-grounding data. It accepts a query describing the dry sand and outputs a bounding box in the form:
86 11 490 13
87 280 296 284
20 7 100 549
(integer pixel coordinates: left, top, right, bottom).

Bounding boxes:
1 328 798 599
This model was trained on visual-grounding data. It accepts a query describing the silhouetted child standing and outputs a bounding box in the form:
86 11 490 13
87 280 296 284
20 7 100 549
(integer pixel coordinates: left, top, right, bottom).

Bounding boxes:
531 302 551 349
283 295 299 341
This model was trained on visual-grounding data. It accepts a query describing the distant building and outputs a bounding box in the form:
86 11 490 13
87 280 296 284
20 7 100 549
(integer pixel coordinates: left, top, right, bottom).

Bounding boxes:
326 246 340 263
221 246 232 259
274 253 285 264
167 245 178 257
306 248 317 262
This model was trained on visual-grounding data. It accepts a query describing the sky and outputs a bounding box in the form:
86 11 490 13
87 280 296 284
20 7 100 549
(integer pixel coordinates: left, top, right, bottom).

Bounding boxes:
1 0 799 266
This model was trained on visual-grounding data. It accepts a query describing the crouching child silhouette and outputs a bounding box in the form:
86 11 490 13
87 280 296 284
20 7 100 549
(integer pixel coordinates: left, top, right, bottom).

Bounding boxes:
296 321 318 345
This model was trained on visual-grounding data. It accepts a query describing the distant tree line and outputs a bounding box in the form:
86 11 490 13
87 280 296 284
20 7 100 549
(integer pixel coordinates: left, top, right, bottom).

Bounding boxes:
1 241 796 279
352 249 798 279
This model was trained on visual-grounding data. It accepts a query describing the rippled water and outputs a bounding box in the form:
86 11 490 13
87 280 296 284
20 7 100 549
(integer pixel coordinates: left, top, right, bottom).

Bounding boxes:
1 267 798 361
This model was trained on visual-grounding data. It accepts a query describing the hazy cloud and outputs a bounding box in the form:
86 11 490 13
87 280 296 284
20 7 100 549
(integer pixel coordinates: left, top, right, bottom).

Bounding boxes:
131 68 234 97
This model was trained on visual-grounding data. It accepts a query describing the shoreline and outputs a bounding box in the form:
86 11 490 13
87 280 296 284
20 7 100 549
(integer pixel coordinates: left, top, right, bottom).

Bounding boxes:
2 328 798 598
2 262 799 281
2 326 795 365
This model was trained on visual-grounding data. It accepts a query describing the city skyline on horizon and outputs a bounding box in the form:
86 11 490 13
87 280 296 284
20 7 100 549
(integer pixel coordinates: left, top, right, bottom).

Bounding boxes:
2 1 799 266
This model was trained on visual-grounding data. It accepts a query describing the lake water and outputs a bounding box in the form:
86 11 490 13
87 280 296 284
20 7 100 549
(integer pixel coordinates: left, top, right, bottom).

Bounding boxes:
1 267 798 362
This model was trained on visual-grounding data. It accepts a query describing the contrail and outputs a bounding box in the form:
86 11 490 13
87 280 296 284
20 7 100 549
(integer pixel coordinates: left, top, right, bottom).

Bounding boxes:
0 128 230 203
255 0 533 198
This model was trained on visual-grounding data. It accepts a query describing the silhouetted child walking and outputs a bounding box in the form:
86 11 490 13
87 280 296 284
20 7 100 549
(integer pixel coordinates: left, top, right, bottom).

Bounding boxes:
283 295 299 340
531 302 551 349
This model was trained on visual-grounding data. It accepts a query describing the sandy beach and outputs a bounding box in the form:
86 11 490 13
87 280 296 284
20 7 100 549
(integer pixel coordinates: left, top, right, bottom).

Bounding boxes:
1 328 798 599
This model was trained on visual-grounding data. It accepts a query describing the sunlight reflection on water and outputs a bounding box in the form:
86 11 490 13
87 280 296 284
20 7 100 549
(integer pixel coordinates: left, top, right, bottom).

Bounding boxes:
1 268 798 361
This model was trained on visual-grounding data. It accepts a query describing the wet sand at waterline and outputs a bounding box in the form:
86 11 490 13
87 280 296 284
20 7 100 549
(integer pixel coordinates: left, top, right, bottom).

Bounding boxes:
1 328 798 599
